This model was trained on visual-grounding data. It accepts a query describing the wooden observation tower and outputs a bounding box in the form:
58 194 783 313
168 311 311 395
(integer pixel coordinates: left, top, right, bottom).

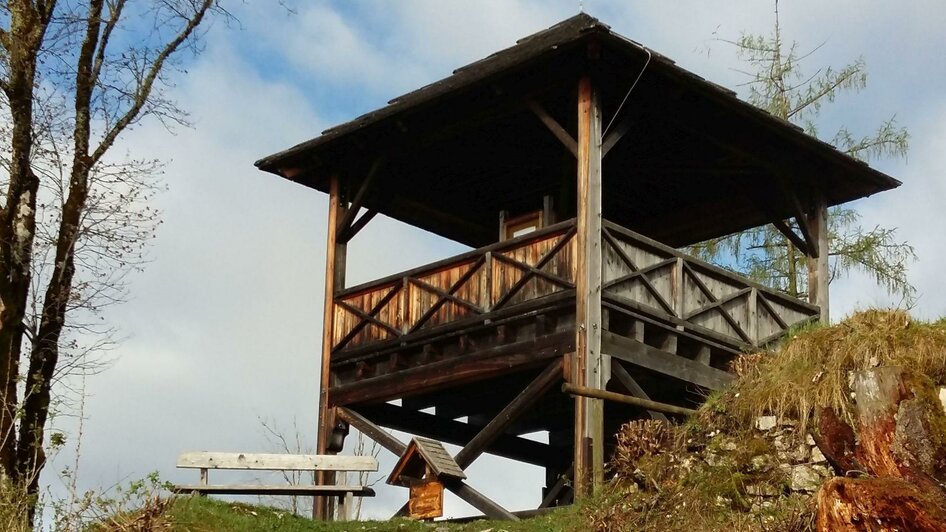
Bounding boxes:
255 15 900 520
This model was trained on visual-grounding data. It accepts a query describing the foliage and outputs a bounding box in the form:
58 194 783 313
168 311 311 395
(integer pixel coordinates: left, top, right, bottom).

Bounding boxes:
584 420 812 532
718 309 946 432
0 0 224 518
0 477 31 532
688 1 915 303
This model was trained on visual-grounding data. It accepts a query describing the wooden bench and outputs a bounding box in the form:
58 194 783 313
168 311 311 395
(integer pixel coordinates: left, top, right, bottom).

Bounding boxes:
172 452 378 518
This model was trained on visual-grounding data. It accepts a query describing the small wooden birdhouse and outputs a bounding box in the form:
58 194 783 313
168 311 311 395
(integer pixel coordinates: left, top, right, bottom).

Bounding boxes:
388 437 466 520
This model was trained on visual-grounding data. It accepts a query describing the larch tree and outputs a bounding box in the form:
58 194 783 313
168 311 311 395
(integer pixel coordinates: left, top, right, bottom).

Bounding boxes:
0 0 223 516
688 1 915 308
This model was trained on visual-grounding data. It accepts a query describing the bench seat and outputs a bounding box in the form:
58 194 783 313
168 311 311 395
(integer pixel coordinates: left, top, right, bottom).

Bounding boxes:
172 484 375 497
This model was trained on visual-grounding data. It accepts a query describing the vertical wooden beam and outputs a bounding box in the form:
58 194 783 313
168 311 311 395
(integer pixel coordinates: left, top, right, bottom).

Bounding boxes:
806 194 829 323
315 174 348 520
574 74 605 497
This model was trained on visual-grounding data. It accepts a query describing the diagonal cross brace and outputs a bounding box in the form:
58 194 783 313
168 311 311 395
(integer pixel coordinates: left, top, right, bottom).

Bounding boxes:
335 407 518 521
454 361 562 470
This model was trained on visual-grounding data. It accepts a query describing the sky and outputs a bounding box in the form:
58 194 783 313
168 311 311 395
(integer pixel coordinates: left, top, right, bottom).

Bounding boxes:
42 0 946 522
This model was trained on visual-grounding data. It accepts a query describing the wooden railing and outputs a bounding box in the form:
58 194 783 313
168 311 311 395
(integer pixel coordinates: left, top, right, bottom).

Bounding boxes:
602 221 820 347
332 220 578 352
331 218 819 354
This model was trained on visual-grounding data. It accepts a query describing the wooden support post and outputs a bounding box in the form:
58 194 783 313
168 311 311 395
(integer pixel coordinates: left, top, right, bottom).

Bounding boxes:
316 174 348 520
574 74 606 497
806 193 829 323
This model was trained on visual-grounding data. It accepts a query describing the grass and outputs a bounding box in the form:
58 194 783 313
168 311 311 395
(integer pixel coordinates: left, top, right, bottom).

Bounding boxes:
163 496 582 531
718 309 946 430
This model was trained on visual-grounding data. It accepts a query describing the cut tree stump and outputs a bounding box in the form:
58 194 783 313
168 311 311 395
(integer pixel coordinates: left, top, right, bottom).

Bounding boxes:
814 367 946 531
817 477 946 531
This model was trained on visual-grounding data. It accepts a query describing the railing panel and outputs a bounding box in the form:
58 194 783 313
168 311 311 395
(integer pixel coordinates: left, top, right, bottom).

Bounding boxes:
332 220 577 352
602 221 819 348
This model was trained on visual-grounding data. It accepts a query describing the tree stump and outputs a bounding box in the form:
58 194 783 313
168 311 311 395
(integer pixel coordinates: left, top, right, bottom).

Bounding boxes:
815 367 946 531
817 477 946 531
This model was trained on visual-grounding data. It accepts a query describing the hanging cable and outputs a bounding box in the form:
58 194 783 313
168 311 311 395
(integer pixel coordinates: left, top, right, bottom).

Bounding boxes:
602 48 652 139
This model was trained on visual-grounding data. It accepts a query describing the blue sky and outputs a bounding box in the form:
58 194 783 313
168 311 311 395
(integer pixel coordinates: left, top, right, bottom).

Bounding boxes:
43 0 946 521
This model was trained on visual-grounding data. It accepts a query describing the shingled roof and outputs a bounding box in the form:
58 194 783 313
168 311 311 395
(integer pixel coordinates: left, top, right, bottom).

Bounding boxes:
256 14 900 248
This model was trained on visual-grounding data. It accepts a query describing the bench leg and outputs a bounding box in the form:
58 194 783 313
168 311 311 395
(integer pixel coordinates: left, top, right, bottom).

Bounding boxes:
336 492 354 521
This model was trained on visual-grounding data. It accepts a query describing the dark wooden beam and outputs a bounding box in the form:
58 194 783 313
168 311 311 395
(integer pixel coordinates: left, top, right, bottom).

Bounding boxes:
539 464 573 508
355 402 562 467
610 362 668 422
454 361 562 469
444 479 519 521
339 208 378 244
335 157 385 241
771 218 811 257
602 331 734 391
335 407 406 456
330 331 572 406
525 97 578 157
601 108 636 157
563 383 698 416
336 407 517 521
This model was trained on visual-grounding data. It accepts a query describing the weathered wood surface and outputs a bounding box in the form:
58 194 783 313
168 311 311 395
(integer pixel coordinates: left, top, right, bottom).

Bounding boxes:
454 361 562 469
329 330 572 406
574 74 606 496
611 362 669 421
602 221 818 348
409 481 445 520
602 331 735 391
817 477 946 531
562 383 697 416
814 367 946 530
176 452 378 472
332 220 577 352
171 484 375 497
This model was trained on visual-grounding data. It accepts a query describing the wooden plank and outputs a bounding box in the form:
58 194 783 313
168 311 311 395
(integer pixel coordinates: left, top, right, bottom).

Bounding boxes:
602 331 734 391
340 208 378 244
443 478 519 521
806 193 829 323
610 362 668 421
562 383 698 416
172 485 375 497
772 218 811 257
409 481 444 520
336 219 576 299
525 97 578 157
330 331 572 406
335 157 385 242
412 437 466 479
539 465 573 508
317 174 348 520
335 408 517 521
454 361 562 469
335 407 407 456
601 109 635 157
333 290 574 363
176 452 378 472
355 403 560 467
602 220 820 314
574 74 606 496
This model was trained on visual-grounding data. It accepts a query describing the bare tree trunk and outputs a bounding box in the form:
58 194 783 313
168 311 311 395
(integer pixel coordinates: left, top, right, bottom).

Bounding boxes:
815 367 946 530
0 0 56 479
